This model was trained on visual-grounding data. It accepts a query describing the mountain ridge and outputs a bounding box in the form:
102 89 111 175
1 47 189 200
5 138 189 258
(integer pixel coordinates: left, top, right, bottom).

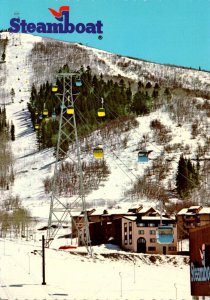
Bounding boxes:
1 32 210 94
0 31 210 220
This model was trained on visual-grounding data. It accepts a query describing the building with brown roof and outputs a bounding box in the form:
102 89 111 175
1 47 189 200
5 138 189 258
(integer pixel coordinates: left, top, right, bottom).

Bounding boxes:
72 205 177 254
177 205 210 240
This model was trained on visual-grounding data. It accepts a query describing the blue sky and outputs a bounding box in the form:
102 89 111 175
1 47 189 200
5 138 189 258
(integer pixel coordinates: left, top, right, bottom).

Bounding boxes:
1 0 210 70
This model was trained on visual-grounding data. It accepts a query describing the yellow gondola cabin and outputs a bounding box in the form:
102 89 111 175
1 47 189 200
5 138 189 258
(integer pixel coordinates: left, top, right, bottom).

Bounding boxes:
93 147 104 159
97 108 106 117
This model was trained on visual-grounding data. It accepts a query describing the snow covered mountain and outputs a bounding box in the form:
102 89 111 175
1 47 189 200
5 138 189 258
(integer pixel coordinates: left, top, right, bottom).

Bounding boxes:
1 30 210 300
0 31 210 222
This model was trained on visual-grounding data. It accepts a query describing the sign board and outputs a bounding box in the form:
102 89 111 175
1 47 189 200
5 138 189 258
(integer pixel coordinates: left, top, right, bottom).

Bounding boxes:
189 224 210 296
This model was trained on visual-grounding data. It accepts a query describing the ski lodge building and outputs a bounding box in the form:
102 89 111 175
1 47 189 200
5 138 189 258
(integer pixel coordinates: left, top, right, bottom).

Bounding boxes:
176 205 210 240
72 205 177 255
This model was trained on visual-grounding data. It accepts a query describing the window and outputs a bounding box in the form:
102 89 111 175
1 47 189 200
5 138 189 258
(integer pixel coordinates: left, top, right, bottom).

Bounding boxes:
124 223 128 245
168 246 176 251
128 222 132 244
138 230 144 235
150 230 156 235
150 238 156 243
124 234 128 244
158 227 173 235
137 223 145 227
148 223 156 227
148 246 156 251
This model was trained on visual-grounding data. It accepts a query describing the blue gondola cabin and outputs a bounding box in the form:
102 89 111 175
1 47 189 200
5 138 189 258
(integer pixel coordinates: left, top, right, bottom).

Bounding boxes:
156 225 174 244
138 151 149 163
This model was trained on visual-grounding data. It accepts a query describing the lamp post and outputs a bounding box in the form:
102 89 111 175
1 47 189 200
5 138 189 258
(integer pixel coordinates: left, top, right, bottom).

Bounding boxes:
27 252 30 275
119 272 122 297
42 235 46 285
133 259 136 284
174 283 177 300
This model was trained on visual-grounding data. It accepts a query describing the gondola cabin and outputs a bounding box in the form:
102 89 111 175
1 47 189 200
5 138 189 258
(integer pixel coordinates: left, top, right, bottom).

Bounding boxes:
34 123 39 130
156 225 174 244
97 108 105 117
67 106 74 115
93 147 104 159
51 112 56 119
43 108 48 116
138 151 149 163
44 116 49 122
75 79 82 87
52 84 58 92
35 111 39 115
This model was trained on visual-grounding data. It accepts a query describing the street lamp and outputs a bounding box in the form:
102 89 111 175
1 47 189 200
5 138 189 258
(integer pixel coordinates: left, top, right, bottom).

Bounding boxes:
119 272 122 298
133 259 136 284
27 252 30 274
174 283 177 300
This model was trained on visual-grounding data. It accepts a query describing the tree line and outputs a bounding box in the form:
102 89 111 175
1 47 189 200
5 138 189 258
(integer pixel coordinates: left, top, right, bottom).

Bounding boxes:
0 107 15 190
28 65 160 152
176 154 200 199
0 195 33 238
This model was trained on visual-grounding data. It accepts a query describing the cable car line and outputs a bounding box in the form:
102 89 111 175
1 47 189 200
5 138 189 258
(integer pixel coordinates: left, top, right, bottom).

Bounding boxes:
111 155 136 183
73 104 141 181
71 76 170 186
33 65 208 213
76 66 208 243
110 150 138 181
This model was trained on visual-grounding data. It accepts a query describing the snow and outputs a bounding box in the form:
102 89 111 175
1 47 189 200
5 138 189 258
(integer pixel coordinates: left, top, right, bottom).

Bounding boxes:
1 32 209 299
199 207 210 214
142 216 172 221
177 206 210 215
0 32 145 216
77 43 210 93
0 238 191 300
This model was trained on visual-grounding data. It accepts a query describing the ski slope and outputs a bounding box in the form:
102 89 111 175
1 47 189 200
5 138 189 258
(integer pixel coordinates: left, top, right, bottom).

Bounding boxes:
1 32 209 219
0 32 209 299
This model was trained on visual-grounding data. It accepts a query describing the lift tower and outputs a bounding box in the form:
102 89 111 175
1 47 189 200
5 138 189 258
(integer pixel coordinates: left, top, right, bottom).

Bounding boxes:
46 71 92 256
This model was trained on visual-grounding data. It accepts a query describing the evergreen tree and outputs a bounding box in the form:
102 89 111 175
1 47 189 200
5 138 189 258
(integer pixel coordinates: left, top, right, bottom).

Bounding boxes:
10 123 15 141
131 91 153 115
10 88 15 103
137 81 144 92
145 82 152 89
152 89 159 99
154 83 160 89
1 51 5 62
176 154 199 198
176 154 189 198
164 87 172 101
29 65 135 151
